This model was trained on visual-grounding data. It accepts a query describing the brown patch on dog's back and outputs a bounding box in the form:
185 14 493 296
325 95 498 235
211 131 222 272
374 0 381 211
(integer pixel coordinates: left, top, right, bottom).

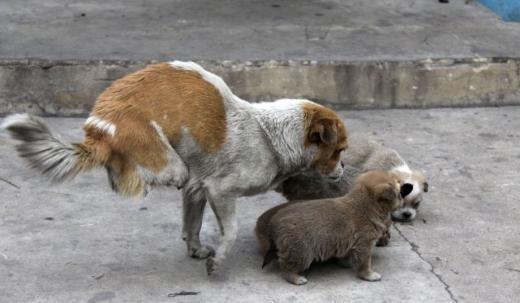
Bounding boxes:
91 63 227 155
83 63 227 195
301 101 348 174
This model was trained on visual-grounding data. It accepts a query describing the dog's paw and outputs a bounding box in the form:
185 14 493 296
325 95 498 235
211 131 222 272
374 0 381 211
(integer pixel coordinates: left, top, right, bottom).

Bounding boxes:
165 172 188 189
206 256 221 275
358 271 381 282
189 245 215 259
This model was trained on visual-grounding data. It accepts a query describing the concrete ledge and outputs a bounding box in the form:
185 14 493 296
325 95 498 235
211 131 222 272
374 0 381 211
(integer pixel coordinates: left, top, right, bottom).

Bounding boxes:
1 58 519 116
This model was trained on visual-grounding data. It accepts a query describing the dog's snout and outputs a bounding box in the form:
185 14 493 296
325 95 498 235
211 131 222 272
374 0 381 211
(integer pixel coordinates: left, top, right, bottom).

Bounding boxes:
402 211 412 219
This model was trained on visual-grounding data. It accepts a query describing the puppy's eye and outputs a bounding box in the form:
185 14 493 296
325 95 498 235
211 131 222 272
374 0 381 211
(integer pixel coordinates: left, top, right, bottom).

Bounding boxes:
413 201 421 208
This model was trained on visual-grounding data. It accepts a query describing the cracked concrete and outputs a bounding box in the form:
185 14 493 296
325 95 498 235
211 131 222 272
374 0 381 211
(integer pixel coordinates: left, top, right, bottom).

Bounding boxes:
394 226 458 303
2 106 519 302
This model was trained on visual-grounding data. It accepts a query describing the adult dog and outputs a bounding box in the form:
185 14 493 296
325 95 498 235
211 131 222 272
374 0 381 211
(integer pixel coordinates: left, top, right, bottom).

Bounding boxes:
2 61 348 274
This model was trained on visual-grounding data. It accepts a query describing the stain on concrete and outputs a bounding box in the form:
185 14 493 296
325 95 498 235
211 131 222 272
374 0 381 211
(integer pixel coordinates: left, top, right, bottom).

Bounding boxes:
478 132 499 140
458 166 474 180
87 291 115 303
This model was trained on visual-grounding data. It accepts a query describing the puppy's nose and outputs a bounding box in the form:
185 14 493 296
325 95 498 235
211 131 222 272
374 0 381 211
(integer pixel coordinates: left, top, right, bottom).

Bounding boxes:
402 211 412 219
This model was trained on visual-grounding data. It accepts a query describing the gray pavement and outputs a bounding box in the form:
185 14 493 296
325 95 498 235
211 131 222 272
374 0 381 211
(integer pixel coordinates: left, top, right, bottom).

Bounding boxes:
1 107 519 302
2 0 520 114
1 0 520 61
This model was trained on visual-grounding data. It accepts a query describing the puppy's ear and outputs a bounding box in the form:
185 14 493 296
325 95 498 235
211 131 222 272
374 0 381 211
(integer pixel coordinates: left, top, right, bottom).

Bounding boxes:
400 183 413 198
423 182 429 193
374 183 397 201
308 119 337 145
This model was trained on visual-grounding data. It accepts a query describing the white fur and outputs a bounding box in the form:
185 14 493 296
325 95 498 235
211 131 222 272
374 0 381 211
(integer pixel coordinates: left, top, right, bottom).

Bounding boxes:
392 164 420 199
169 61 240 104
2 114 77 181
1 113 31 129
84 116 116 136
392 164 412 175
250 99 313 174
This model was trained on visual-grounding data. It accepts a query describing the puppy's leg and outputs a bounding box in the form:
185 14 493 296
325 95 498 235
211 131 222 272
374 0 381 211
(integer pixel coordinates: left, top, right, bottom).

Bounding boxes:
355 243 381 282
182 183 214 259
277 245 311 285
376 219 393 247
205 196 237 275
376 230 390 247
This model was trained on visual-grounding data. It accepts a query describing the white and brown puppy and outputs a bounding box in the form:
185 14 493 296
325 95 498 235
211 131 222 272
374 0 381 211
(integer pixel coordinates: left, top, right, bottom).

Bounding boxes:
257 170 411 285
2 61 348 275
277 133 428 223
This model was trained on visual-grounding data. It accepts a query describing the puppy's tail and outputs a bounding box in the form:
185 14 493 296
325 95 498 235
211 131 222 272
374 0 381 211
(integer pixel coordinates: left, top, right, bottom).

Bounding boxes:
255 220 277 269
262 243 277 269
2 114 110 182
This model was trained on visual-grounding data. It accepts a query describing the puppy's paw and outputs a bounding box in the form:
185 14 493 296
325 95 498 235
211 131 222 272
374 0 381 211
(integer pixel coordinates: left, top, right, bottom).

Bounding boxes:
282 271 308 285
292 276 308 285
189 245 215 259
358 271 381 282
206 256 221 275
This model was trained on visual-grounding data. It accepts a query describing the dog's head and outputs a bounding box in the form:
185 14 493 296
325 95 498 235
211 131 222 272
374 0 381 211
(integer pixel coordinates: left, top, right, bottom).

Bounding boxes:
356 170 405 210
301 101 348 181
391 169 429 222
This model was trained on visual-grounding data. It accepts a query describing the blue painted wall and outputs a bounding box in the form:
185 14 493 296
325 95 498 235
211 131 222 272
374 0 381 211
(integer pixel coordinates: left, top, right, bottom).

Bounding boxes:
479 0 520 21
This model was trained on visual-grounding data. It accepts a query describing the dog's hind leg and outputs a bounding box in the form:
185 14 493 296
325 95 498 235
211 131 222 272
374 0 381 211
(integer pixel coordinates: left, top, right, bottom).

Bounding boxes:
205 195 238 275
137 121 189 188
182 182 214 259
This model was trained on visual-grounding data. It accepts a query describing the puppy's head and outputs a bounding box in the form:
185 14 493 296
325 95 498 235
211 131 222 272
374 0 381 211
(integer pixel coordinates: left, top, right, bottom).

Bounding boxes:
391 169 429 222
356 170 404 210
302 101 348 181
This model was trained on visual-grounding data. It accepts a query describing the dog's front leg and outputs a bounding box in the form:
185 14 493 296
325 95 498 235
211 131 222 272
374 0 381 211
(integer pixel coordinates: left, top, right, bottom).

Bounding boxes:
354 242 381 282
182 184 214 259
206 196 237 275
376 218 393 247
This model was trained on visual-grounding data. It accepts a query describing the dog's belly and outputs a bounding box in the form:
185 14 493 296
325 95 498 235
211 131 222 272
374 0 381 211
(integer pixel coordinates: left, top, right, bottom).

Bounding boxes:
201 159 279 198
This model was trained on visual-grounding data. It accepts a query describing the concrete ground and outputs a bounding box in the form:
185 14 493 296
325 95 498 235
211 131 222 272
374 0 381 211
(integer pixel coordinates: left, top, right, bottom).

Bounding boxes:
1 107 519 302
1 0 520 61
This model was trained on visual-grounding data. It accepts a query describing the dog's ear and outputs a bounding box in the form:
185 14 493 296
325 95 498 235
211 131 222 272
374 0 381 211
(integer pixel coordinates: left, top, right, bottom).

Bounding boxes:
400 183 413 198
308 119 337 145
423 182 429 193
374 183 397 201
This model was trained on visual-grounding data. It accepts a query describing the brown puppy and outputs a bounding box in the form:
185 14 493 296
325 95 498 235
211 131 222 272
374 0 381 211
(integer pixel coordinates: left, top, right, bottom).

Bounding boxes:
256 170 412 285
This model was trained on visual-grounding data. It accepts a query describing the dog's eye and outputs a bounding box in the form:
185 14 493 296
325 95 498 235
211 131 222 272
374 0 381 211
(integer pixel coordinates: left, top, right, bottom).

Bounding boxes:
413 201 421 208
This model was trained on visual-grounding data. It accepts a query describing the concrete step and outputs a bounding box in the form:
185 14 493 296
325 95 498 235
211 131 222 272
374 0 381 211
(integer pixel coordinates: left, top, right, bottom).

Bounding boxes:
1 58 519 116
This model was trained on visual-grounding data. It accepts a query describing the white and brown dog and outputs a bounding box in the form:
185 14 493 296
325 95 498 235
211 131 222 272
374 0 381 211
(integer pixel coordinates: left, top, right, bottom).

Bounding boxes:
2 61 348 274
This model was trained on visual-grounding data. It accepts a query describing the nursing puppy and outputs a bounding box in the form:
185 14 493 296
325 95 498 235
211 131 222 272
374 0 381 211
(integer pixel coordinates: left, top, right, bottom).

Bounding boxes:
257 171 411 285
2 61 348 275
278 133 428 223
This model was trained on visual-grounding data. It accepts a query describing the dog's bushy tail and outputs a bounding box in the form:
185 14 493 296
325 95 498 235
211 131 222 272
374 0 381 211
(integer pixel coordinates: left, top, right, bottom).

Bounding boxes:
2 114 110 182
